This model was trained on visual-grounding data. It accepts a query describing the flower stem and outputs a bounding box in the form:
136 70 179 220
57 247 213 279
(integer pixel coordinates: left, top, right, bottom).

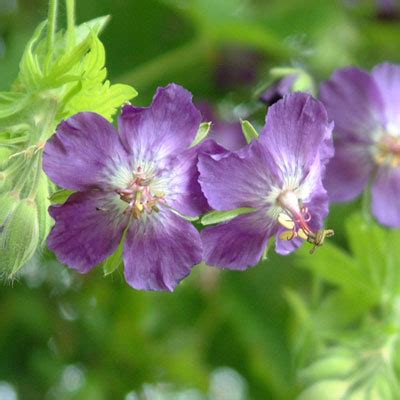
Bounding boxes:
45 0 58 72
66 0 76 50
362 182 373 224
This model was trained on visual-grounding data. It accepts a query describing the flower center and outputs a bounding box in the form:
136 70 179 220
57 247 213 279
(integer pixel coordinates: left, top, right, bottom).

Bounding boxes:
276 190 333 253
116 166 165 219
374 134 400 167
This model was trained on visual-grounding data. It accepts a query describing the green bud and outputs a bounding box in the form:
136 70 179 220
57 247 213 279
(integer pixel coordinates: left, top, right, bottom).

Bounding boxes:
299 351 357 384
0 147 13 166
0 192 19 225
297 380 351 400
369 374 397 399
0 197 39 278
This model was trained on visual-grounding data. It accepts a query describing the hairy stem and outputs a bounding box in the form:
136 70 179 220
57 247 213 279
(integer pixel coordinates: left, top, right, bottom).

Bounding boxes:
66 0 76 50
45 0 59 72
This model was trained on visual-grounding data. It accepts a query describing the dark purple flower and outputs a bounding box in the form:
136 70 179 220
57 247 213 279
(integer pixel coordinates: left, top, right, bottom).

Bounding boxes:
259 74 298 106
198 93 334 270
197 102 247 151
215 46 264 90
43 84 207 291
320 63 400 227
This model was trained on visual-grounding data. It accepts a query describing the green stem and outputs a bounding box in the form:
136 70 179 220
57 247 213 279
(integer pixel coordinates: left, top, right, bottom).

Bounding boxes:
118 37 211 90
66 0 76 50
311 274 322 308
45 0 58 72
362 181 373 224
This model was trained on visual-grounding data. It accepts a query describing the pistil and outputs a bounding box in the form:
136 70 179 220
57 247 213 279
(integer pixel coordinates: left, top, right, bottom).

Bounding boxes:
276 190 333 253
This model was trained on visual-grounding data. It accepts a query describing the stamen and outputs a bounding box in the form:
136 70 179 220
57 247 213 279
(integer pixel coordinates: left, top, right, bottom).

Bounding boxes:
116 166 164 219
276 189 333 252
374 134 400 167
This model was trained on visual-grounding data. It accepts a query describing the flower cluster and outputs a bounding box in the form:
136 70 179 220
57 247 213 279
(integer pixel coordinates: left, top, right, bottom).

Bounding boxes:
43 82 338 291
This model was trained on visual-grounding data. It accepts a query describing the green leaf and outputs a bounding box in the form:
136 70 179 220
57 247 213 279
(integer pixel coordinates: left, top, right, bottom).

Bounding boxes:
201 207 256 225
241 119 259 144
49 189 74 204
75 15 111 41
62 35 137 120
191 121 212 147
297 243 377 302
17 21 47 90
0 92 31 119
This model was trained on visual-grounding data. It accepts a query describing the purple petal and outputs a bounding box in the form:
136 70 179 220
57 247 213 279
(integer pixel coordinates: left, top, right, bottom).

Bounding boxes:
198 140 277 210
48 191 128 273
123 209 202 291
44 112 131 191
119 84 202 164
209 120 247 151
201 210 273 270
324 139 374 202
372 63 400 129
275 230 303 255
372 166 400 227
163 148 209 217
261 93 334 176
320 67 385 142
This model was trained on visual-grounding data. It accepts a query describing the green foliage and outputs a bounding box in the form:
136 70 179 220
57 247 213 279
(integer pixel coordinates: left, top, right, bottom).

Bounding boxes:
0 5 137 279
2 1 400 399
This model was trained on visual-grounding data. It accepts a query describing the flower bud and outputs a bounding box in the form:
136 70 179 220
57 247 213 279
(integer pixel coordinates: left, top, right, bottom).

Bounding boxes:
298 379 351 400
299 351 357 384
0 197 39 277
0 147 12 166
0 192 19 225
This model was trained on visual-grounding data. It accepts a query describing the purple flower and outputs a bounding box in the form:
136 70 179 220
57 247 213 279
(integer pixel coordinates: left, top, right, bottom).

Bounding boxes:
198 93 334 270
197 102 247 151
43 84 207 291
320 63 400 227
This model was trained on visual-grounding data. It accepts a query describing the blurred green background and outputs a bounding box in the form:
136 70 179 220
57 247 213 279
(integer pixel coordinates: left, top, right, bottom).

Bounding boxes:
1 0 400 399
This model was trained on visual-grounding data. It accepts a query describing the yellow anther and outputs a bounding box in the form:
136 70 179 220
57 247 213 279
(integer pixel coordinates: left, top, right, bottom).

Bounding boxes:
297 228 308 240
278 212 295 230
279 230 296 241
